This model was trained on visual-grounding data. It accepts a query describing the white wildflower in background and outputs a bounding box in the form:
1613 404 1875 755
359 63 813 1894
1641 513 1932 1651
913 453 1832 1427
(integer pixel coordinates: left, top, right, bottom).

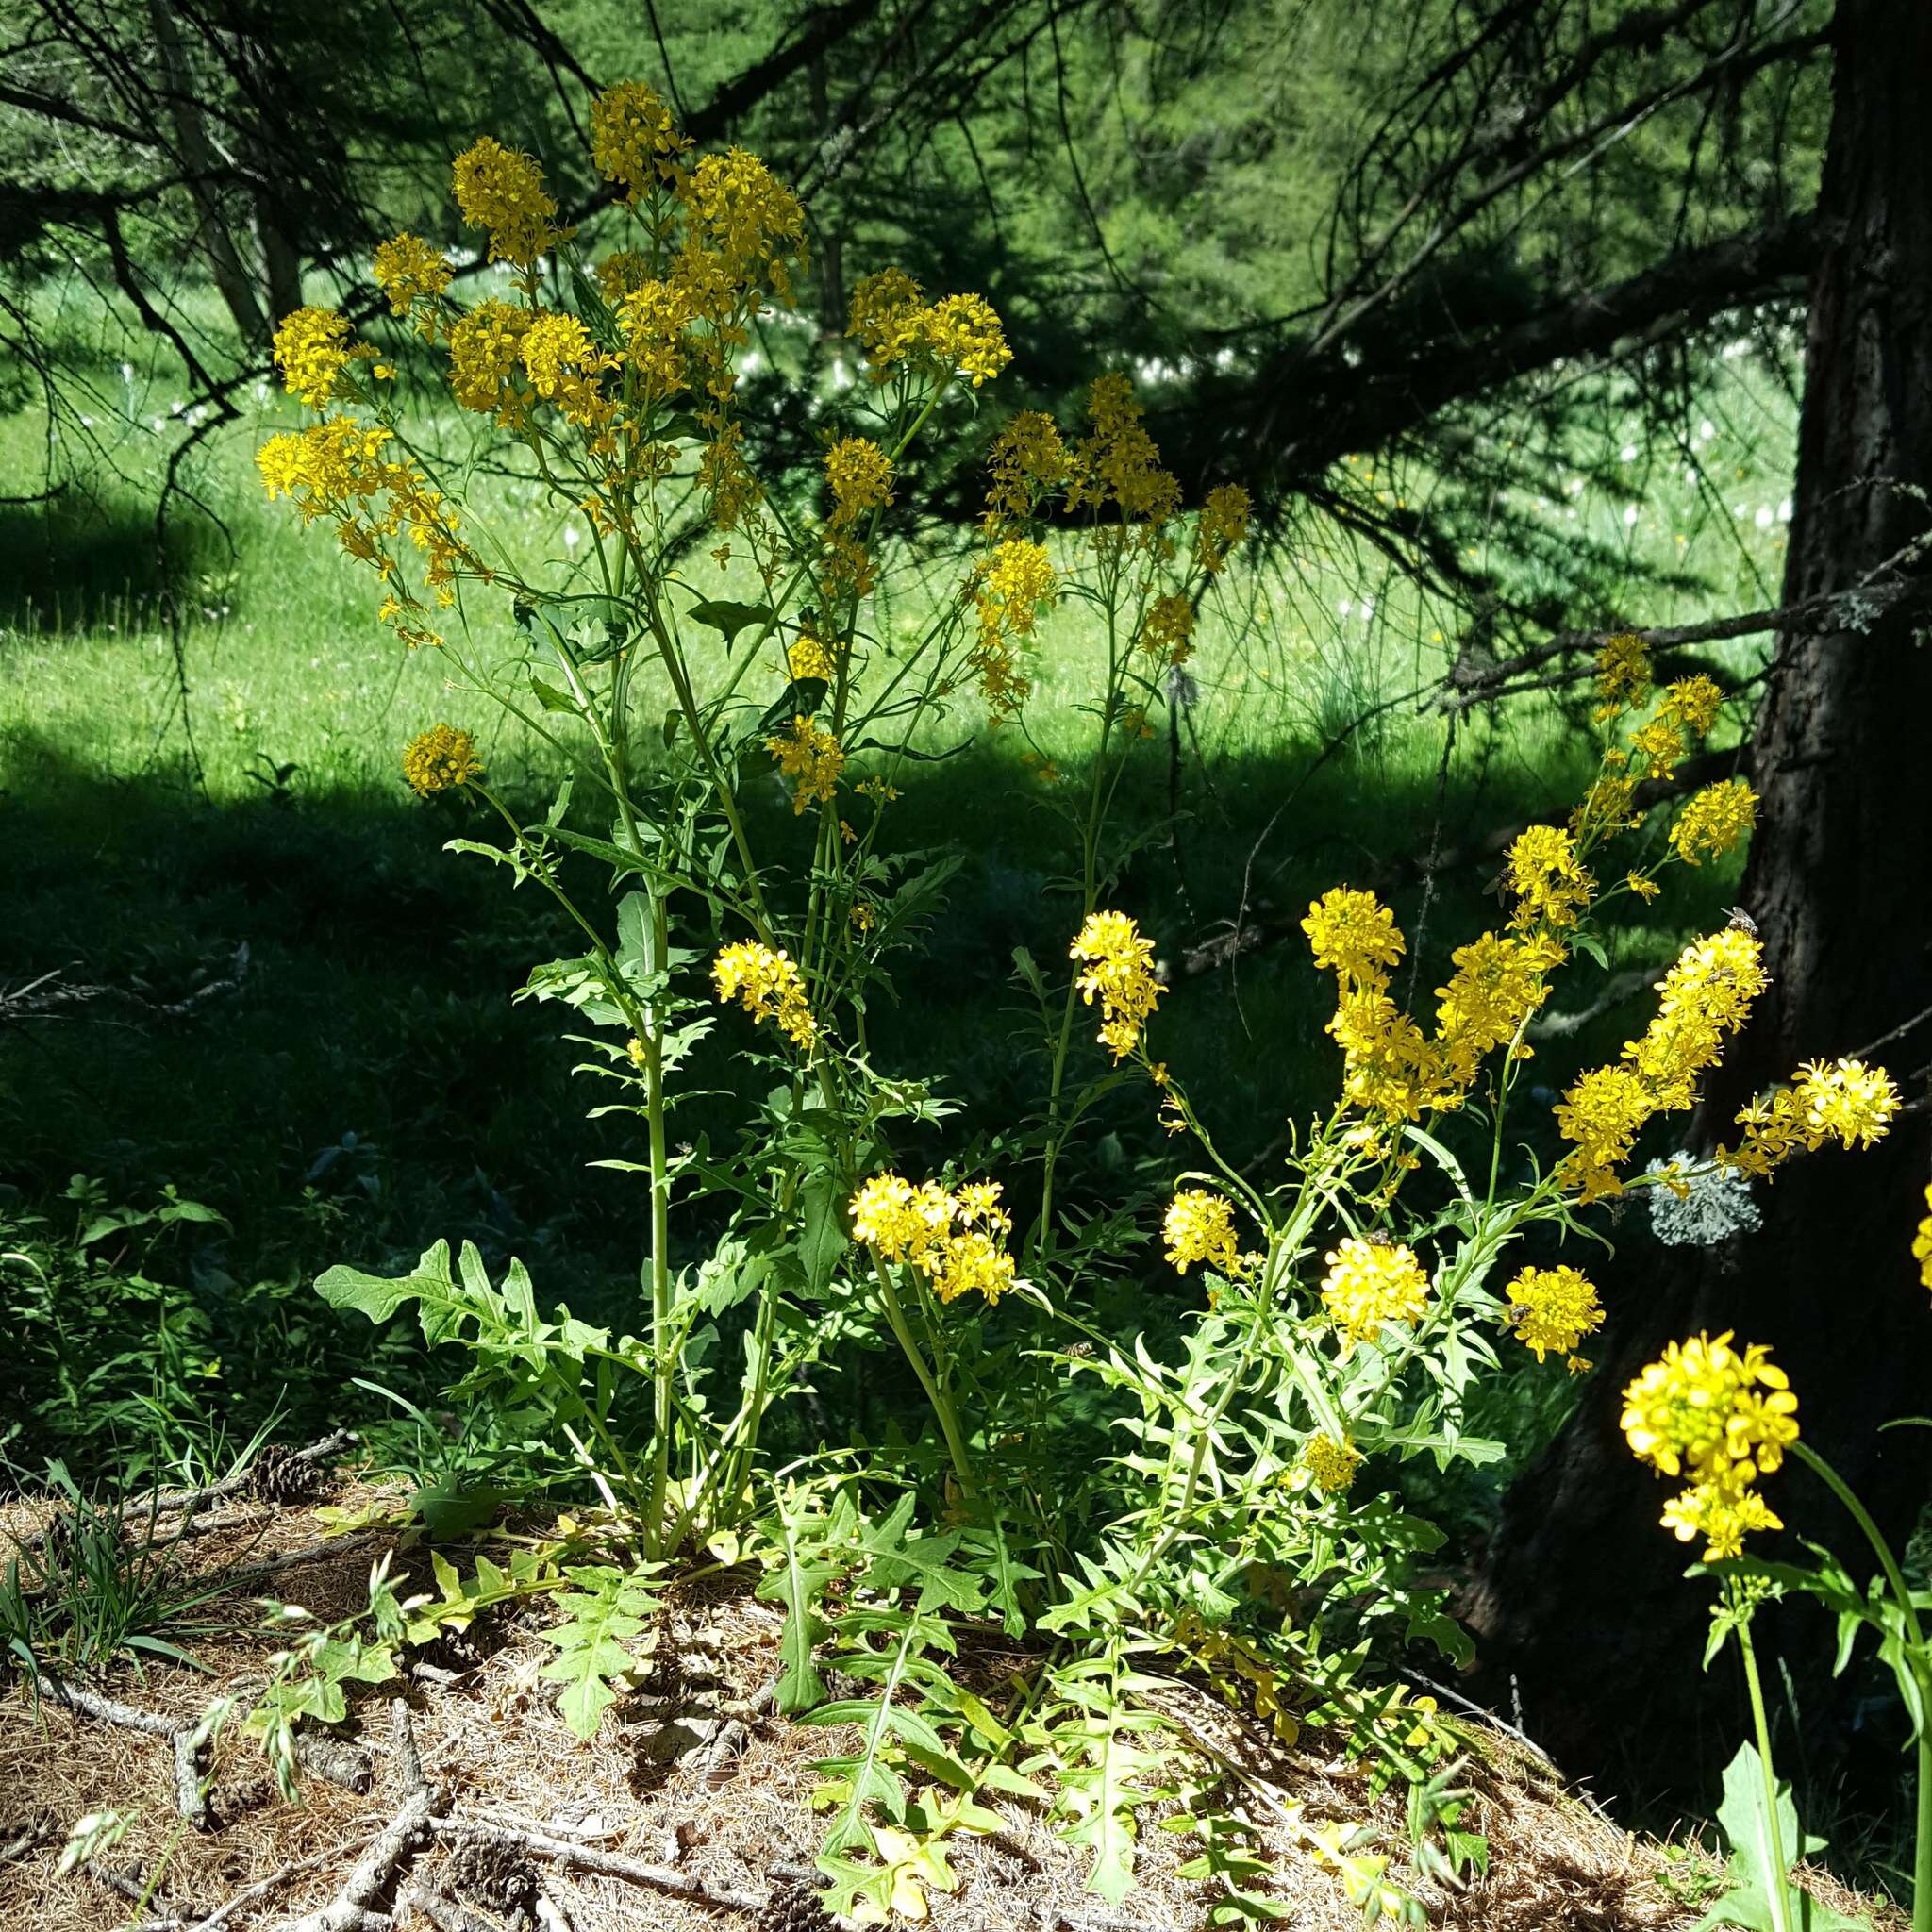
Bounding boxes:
1644 1156 1762 1247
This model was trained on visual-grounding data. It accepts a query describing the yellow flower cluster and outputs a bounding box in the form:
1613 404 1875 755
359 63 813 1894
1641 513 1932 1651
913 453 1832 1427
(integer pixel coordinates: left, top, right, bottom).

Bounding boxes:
1671 778 1758 865
846 271 1011 388
766 715 844 814
972 538 1057 717
1196 484 1251 574
849 1174 1016 1304
1915 1183 1932 1291
984 410 1071 530
1555 926 1769 1198
1162 1189 1244 1277
1067 373 1181 527
256 417 471 634
447 300 535 422
520 312 615 430
452 135 566 269
1593 632 1651 720
1300 1432 1363 1496
590 79 687 199
1622 1332 1797 1559
1070 910 1163 1060
1140 593 1195 665
371 234 452 329
711 941 816 1049
682 147 808 303
1503 1264 1603 1370
272 307 357 408
1630 675 1727 780
1718 1057 1902 1176
1303 888 1556 1124
787 631 839 682
1505 824 1593 932
1319 1236 1429 1354
257 416 393 516
824 437 893 523
401 724 481 795
1302 888 1404 982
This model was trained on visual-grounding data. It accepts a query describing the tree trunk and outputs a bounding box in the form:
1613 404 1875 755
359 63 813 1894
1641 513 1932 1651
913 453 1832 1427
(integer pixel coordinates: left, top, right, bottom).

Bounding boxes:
147 0 271 342
1468 0 1932 1791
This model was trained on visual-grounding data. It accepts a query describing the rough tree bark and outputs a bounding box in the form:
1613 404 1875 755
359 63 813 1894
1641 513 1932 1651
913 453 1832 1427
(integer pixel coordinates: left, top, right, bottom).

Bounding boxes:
1468 0 1932 1787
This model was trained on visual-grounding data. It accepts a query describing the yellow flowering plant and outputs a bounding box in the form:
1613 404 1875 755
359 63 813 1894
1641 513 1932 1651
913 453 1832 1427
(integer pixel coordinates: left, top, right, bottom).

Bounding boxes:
260 91 1907 1923
1619 1202 1932 1932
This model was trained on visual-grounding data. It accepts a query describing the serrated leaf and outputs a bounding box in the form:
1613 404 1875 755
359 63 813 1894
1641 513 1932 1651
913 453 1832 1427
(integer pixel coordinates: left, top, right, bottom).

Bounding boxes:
535 1564 658 1742
685 598 776 647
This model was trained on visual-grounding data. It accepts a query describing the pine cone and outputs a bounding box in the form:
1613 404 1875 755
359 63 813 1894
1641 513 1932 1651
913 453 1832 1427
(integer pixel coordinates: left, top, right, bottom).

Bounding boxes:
250 1443 314 1504
758 1878 840 1932
446 1837 539 1917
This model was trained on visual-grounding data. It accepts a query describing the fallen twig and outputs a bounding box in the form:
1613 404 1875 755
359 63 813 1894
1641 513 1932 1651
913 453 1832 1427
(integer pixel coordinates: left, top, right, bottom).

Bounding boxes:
28 1672 180 1736
277 1787 437 1932
428 1818 765 1915
174 1726 211 1830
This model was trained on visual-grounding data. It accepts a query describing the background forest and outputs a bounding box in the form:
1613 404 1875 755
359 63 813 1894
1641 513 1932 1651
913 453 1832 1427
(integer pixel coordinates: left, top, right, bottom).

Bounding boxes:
1 2 1929 1928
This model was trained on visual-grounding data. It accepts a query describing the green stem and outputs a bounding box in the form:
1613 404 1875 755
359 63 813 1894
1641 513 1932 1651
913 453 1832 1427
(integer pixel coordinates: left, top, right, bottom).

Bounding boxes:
640 890 675 1557
866 1248 977 1499
1790 1441 1931 1931
1736 1607 1796 1932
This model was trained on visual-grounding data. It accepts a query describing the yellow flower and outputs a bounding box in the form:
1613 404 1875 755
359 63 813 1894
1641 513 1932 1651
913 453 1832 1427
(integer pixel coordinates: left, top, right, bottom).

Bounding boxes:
1592 631 1651 720
401 724 481 795
824 438 893 523
447 300 535 421
847 268 926 375
519 312 614 428
1505 824 1592 931
1913 1183 1932 1292
594 250 653 304
1553 1065 1652 1199
679 147 808 302
971 539 1057 716
788 632 839 682
1067 372 1181 526
711 941 815 1049
1734 1050 1904 1177
1196 484 1251 574
1629 715 1687 781
1623 926 1768 1112
849 1173 1015 1304
920 292 1010 388
1140 593 1195 664
984 410 1070 527
1433 930 1559 1062
1302 887 1405 989
1661 675 1724 738
1626 871 1661 901
371 234 453 328
256 416 394 513
1301 1433 1363 1496
766 715 844 814
272 307 354 407
590 80 687 198
1319 1236 1429 1353
1790 1058 1900 1150
452 135 565 268
1671 779 1758 866
1070 910 1163 1060
1504 1264 1604 1362
1163 1189 1243 1277
1621 1331 1797 1485
1660 1469 1783 1562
